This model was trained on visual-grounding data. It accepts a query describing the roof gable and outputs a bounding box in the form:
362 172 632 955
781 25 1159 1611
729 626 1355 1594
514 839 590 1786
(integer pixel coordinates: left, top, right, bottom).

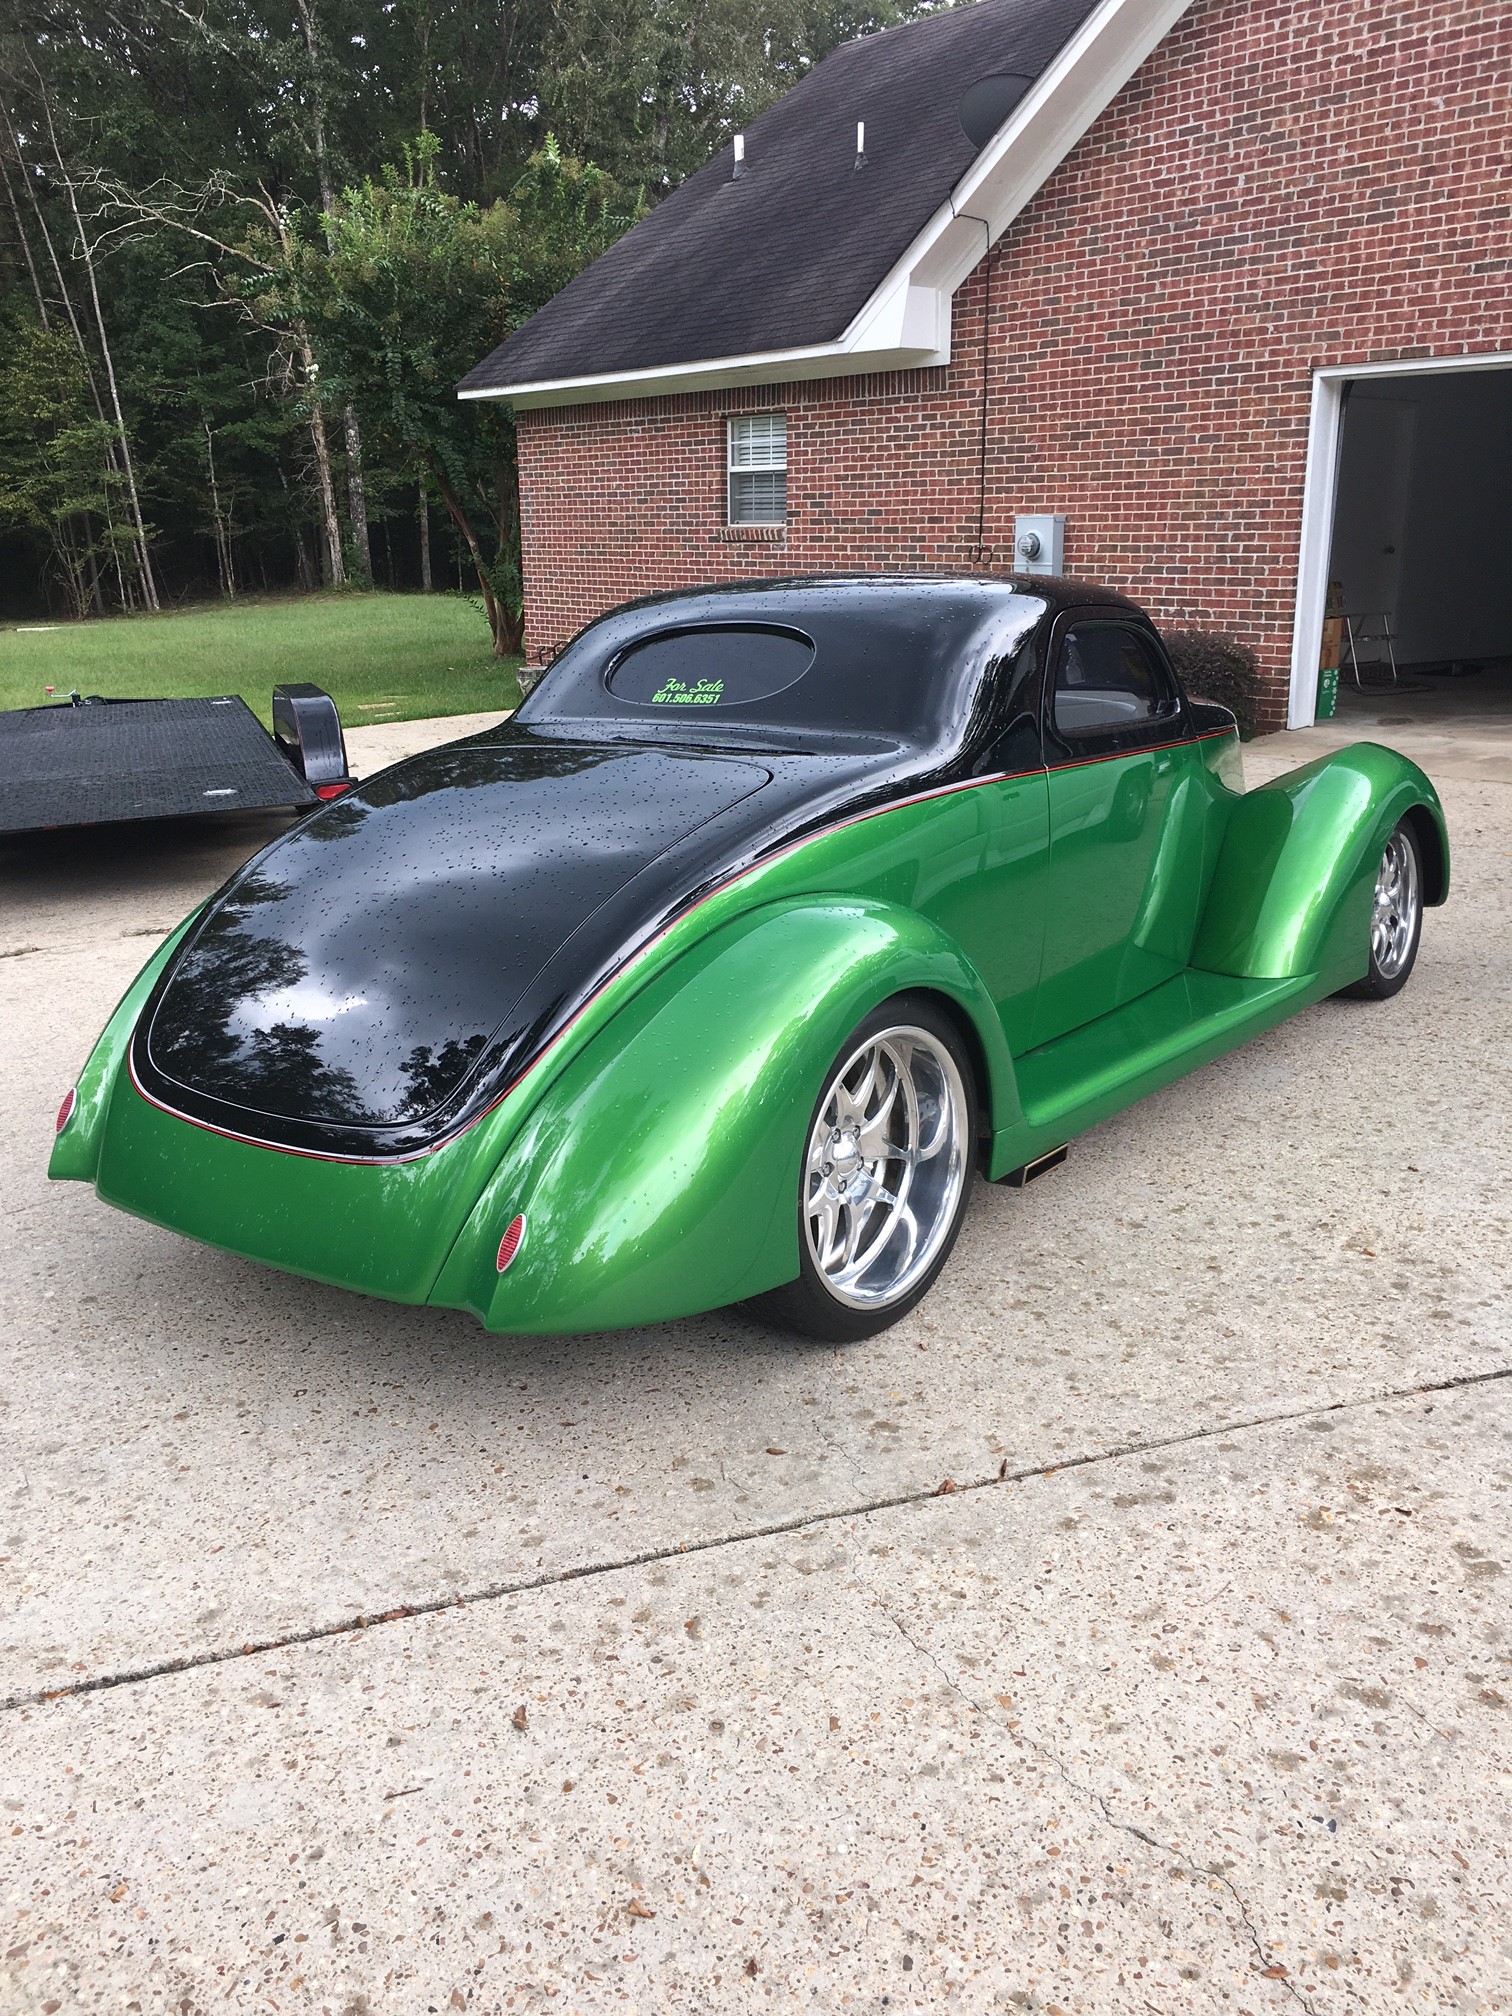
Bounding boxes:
461 0 1194 408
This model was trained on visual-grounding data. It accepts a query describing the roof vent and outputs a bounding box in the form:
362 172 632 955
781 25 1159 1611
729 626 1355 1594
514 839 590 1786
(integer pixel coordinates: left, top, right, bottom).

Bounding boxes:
959 73 1034 149
854 119 866 171
732 131 745 180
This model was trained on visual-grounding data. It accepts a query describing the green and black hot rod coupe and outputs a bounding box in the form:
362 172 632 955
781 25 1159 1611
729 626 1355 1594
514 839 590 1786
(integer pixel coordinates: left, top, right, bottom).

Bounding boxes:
52 576 1446 1341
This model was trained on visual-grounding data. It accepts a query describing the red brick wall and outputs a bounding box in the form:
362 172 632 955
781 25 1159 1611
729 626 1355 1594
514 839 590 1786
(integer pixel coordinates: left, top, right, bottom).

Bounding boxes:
515 0 1511 724
514 320 994 666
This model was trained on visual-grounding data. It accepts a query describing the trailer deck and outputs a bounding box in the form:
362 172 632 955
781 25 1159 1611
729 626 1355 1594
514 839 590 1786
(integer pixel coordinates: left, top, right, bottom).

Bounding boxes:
0 694 334 835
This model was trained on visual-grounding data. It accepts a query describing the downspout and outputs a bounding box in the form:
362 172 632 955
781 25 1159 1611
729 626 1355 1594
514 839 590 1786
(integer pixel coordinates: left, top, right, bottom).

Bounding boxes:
947 210 992 566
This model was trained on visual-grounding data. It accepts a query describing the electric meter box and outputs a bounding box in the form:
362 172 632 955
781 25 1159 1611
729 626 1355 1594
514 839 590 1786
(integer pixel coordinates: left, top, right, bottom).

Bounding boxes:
1013 514 1065 576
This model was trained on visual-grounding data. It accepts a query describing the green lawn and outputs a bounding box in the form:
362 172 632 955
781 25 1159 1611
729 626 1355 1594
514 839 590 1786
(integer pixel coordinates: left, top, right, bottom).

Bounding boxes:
0 592 520 729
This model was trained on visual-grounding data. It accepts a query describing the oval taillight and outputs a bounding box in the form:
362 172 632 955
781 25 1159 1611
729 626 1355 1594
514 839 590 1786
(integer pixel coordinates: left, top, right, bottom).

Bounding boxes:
55 1087 77 1134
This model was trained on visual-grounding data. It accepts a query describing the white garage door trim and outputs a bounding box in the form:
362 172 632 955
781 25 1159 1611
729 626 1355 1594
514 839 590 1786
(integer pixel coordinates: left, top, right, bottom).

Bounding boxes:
1288 349 1512 729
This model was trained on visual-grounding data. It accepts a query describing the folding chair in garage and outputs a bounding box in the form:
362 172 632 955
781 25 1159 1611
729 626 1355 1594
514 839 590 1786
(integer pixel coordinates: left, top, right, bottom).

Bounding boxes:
1342 610 1399 690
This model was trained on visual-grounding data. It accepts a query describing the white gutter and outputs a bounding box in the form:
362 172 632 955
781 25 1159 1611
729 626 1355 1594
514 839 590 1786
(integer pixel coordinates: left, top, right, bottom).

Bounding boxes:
462 0 1196 411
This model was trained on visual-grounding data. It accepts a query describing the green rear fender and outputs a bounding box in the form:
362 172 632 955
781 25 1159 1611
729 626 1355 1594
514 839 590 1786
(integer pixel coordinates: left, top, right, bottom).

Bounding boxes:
49 911 201 1184
1192 743 1449 989
429 898 1014 1335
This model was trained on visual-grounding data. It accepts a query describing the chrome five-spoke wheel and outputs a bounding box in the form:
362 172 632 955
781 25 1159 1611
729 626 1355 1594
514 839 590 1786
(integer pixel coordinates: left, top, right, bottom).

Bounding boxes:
1371 827 1420 980
804 1025 968 1309
750 996 976 1341
1342 817 1424 1001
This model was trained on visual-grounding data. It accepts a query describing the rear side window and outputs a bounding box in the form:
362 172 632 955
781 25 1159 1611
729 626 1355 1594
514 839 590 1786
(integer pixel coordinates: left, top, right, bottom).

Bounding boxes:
607 626 814 708
1052 623 1178 742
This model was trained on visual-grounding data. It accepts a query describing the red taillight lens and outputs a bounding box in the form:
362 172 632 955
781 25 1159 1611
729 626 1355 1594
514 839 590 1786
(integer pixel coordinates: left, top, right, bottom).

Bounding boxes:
315 782 350 800
55 1087 77 1134
495 1214 526 1274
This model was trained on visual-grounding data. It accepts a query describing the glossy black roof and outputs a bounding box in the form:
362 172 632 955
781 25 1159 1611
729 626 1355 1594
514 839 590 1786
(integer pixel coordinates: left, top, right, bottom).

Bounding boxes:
520 573 1056 746
537 572 1142 651
459 0 1100 395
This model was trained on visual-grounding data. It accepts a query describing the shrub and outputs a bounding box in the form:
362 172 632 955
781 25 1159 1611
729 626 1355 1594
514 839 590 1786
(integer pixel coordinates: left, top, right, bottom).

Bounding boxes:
1162 630 1263 740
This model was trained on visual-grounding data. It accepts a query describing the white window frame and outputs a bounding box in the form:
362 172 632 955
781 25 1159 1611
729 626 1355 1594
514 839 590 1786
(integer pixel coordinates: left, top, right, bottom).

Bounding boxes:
727 413 787 526
1288 349 1512 727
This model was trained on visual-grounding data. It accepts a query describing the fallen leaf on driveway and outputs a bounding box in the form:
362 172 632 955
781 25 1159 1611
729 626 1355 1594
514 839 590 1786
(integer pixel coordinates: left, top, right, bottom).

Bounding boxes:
626 1899 656 1919
936 1478 957 1495
512 1705 528 1731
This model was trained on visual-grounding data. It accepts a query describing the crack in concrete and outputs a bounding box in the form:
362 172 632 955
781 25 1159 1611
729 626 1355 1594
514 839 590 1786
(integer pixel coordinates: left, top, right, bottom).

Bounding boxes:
3 1360 1506 1718
814 1365 873 1503
875 1600 1316 2012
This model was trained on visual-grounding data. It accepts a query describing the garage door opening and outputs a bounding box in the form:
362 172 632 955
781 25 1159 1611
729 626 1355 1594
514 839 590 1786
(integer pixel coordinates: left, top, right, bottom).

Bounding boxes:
1289 353 1512 729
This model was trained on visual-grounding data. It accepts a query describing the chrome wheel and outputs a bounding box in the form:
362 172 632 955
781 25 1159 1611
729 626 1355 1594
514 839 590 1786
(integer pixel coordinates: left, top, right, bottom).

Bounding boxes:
803 1023 969 1312
1371 828 1420 980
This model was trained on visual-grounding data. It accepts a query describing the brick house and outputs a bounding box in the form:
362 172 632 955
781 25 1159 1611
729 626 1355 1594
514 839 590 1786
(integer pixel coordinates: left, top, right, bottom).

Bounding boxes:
460 0 1512 730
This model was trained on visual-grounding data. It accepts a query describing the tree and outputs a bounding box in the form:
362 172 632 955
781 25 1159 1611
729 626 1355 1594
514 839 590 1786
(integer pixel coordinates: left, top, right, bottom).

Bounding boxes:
281 133 629 656
0 0 949 621
538 0 929 193
123 270 294 600
0 314 128 616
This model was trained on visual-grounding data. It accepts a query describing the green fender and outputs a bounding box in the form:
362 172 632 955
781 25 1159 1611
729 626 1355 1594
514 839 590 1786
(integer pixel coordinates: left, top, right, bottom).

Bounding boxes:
428 897 1016 1334
49 911 201 1184
1192 743 1449 989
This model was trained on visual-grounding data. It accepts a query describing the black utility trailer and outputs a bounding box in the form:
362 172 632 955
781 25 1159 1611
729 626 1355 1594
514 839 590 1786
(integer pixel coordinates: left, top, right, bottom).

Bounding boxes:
0 683 351 836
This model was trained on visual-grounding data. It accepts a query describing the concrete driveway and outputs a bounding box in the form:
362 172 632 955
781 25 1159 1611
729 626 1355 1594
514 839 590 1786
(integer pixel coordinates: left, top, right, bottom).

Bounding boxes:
2 710 1509 2013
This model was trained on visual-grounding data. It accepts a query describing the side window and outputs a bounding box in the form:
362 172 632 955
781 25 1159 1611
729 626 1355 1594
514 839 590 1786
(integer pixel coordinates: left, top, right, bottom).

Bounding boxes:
727 413 787 525
1050 623 1179 746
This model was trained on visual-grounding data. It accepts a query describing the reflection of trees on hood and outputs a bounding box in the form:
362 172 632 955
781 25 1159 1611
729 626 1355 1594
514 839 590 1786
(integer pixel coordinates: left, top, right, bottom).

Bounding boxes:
298 793 373 841
394 1033 490 1119
370 740 623 806
153 871 301 1081
231 1021 364 1118
298 736 625 830
151 870 361 1119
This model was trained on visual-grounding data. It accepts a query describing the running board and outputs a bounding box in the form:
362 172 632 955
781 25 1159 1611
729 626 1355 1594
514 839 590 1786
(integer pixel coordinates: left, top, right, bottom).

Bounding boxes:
989 969 1324 1181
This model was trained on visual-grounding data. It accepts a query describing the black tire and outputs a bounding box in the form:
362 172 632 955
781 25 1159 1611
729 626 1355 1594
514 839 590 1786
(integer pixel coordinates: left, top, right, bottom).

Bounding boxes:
746 993 978 1343
1339 818 1424 1001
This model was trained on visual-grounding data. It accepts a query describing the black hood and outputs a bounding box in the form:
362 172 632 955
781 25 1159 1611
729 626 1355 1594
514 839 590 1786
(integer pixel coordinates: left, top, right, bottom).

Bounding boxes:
135 737 776 1155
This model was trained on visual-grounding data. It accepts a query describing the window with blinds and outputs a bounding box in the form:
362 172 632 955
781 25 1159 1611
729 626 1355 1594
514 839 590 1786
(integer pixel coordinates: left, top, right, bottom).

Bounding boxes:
727 413 787 525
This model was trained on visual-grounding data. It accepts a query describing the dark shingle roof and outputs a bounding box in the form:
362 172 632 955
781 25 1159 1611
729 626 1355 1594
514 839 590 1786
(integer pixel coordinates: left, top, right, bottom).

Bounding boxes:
460 0 1100 396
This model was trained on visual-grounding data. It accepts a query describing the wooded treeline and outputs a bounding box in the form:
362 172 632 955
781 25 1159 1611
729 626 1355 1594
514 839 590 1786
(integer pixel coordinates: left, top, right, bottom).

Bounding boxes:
0 0 936 647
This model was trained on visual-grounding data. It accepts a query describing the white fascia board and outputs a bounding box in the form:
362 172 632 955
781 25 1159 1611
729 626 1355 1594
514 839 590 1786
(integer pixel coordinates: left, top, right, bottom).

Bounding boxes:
464 0 1194 411
914 0 1196 295
456 332 948 411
